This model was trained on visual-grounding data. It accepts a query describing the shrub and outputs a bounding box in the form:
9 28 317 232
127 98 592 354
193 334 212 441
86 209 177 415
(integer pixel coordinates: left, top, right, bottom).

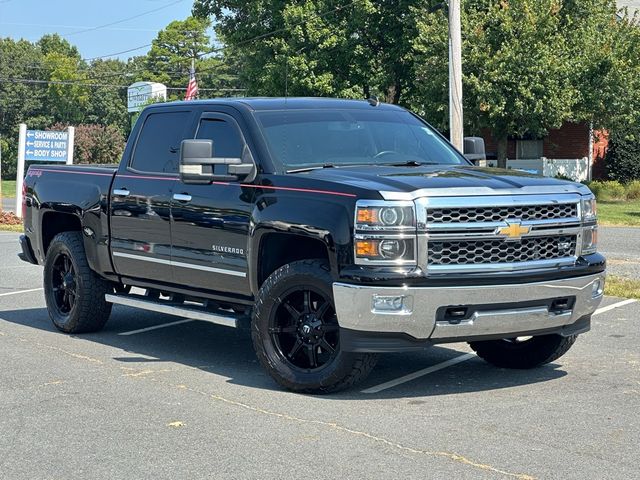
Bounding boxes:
626 180 640 200
587 180 626 201
49 123 126 165
0 211 21 225
606 130 640 183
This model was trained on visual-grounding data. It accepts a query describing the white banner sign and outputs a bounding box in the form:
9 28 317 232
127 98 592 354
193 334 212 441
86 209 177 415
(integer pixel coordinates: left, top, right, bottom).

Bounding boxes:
127 82 167 113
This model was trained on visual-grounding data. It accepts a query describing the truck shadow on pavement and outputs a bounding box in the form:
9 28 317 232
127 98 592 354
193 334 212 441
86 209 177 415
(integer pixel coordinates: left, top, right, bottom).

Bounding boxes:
0 305 567 398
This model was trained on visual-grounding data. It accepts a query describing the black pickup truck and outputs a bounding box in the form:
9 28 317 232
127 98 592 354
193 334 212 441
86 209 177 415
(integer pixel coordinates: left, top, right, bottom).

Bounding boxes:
19 98 606 393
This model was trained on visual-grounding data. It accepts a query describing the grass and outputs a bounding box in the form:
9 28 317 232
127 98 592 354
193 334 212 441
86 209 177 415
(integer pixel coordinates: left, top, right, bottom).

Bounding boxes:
1 180 16 198
0 223 22 232
605 275 640 300
597 200 640 227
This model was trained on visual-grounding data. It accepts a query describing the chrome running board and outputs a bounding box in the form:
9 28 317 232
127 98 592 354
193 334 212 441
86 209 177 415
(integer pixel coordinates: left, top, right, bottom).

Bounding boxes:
105 293 244 328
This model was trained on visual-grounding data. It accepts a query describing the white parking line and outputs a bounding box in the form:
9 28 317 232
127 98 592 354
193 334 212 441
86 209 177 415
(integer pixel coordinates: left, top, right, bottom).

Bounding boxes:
118 319 195 336
0 287 43 297
361 353 476 394
362 297 637 394
593 298 636 315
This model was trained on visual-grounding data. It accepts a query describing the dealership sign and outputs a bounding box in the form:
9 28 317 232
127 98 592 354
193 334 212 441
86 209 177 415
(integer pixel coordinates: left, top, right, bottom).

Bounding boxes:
24 129 70 162
127 82 167 113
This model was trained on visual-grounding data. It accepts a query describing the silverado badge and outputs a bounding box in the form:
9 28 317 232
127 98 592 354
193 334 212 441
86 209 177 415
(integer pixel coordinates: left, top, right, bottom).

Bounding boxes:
497 220 531 240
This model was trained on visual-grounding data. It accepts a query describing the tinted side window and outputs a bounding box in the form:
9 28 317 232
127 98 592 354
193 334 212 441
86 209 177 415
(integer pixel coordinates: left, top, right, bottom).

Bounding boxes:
196 118 243 157
131 111 191 173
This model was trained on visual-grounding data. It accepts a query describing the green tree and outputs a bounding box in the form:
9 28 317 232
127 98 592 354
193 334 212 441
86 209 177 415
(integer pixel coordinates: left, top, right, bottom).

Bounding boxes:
0 38 50 179
37 34 80 59
192 0 424 102
85 59 130 133
143 16 241 100
412 0 628 167
44 52 90 124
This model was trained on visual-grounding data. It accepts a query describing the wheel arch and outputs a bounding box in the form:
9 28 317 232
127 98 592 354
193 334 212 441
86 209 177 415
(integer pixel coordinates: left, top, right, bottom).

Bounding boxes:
253 231 333 293
248 195 354 295
41 210 82 255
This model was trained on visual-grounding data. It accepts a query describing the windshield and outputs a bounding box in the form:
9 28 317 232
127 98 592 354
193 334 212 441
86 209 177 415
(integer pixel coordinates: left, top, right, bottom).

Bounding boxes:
255 109 467 170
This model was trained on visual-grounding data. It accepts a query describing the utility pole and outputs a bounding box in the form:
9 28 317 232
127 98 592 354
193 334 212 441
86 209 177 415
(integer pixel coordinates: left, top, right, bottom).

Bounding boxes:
449 0 464 151
16 124 26 219
0 133 3 212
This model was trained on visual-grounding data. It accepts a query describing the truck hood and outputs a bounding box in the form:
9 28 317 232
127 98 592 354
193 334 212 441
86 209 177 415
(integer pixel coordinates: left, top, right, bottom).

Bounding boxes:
301 165 592 198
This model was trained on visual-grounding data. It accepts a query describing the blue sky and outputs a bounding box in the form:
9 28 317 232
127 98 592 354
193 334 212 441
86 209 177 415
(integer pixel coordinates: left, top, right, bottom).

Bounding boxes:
0 0 199 60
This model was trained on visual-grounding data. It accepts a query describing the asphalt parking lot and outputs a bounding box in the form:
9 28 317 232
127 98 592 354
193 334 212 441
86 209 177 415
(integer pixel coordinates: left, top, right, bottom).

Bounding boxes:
1 230 638 480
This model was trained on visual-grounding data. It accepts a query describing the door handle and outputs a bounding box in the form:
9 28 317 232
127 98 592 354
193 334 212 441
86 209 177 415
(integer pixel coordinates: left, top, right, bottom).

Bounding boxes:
113 188 130 197
173 193 192 202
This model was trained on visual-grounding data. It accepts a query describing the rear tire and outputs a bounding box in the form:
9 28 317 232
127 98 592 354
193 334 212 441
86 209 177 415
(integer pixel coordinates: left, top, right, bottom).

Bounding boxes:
469 334 578 369
43 231 112 333
252 259 377 393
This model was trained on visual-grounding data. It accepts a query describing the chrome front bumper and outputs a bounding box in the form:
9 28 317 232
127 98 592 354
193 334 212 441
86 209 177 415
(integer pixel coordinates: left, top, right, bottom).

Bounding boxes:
333 273 605 341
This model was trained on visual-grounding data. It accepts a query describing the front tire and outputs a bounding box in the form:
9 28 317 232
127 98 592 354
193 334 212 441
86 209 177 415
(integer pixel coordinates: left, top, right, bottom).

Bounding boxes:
469 334 578 369
43 231 112 333
252 260 377 393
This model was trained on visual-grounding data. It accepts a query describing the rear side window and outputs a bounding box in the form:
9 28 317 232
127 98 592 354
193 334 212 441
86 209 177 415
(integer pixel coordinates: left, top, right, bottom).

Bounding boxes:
131 111 191 173
196 118 243 157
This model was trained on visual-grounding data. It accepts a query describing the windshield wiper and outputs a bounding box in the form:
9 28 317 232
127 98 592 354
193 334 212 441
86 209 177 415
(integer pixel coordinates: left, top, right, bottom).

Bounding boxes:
381 160 440 167
286 163 336 174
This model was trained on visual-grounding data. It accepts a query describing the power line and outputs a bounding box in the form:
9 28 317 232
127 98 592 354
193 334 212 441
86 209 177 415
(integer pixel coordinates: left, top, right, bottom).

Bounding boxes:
0 77 246 92
83 44 153 62
0 22 161 32
81 0 356 65
2 0 356 80
63 0 188 37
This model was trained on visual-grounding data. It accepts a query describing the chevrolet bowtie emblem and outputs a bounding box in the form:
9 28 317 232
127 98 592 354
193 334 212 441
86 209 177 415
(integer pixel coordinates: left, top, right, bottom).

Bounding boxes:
497 220 531 240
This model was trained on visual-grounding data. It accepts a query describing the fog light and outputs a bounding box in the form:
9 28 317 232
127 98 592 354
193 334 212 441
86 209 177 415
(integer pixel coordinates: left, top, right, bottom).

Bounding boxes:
372 294 413 314
592 279 604 298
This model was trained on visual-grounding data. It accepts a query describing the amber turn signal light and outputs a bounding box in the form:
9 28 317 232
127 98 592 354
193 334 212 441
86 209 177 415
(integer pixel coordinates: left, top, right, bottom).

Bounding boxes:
357 208 379 225
355 240 380 257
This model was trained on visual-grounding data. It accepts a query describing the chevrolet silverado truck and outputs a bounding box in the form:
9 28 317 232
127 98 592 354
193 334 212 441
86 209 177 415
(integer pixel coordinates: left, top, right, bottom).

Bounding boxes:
19 98 606 393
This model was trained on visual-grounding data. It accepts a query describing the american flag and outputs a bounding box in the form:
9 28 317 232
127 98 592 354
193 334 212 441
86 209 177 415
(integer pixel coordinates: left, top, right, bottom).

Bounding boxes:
185 64 198 101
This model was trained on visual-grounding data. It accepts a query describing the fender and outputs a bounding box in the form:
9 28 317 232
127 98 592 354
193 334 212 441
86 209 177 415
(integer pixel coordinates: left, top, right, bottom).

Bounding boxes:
27 167 116 278
248 194 355 295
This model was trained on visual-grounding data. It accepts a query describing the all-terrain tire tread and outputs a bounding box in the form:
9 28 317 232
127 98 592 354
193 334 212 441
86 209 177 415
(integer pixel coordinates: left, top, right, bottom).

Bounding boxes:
45 231 112 333
252 259 377 393
469 334 578 369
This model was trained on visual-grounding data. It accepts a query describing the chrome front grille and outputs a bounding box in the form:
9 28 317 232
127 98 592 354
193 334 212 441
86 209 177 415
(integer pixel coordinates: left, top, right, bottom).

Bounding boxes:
416 195 583 274
428 235 577 265
427 203 577 223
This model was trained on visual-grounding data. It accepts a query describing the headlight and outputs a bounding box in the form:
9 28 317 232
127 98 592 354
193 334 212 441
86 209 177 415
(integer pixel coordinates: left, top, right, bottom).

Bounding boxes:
356 205 415 229
581 225 598 255
354 201 417 265
581 196 597 222
355 238 415 262
580 195 598 255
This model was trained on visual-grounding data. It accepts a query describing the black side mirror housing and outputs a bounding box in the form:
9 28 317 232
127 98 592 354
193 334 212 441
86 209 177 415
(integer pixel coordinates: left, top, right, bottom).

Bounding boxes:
179 139 254 184
463 137 487 165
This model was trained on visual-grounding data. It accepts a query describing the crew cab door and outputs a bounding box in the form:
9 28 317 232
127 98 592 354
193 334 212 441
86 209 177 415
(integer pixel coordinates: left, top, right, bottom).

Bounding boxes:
110 109 191 282
170 112 253 295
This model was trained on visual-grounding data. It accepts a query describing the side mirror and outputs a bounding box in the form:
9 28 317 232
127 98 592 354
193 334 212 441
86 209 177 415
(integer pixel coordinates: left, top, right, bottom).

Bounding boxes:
463 137 486 165
179 139 252 184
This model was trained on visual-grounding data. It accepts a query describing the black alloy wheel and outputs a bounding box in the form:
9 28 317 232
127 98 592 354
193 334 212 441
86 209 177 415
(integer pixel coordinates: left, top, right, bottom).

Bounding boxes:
269 286 340 371
252 259 378 393
50 252 77 316
43 231 112 333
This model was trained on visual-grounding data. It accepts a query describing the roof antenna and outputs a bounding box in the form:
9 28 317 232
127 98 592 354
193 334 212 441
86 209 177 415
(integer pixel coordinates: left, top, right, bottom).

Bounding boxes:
367 96 380 107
